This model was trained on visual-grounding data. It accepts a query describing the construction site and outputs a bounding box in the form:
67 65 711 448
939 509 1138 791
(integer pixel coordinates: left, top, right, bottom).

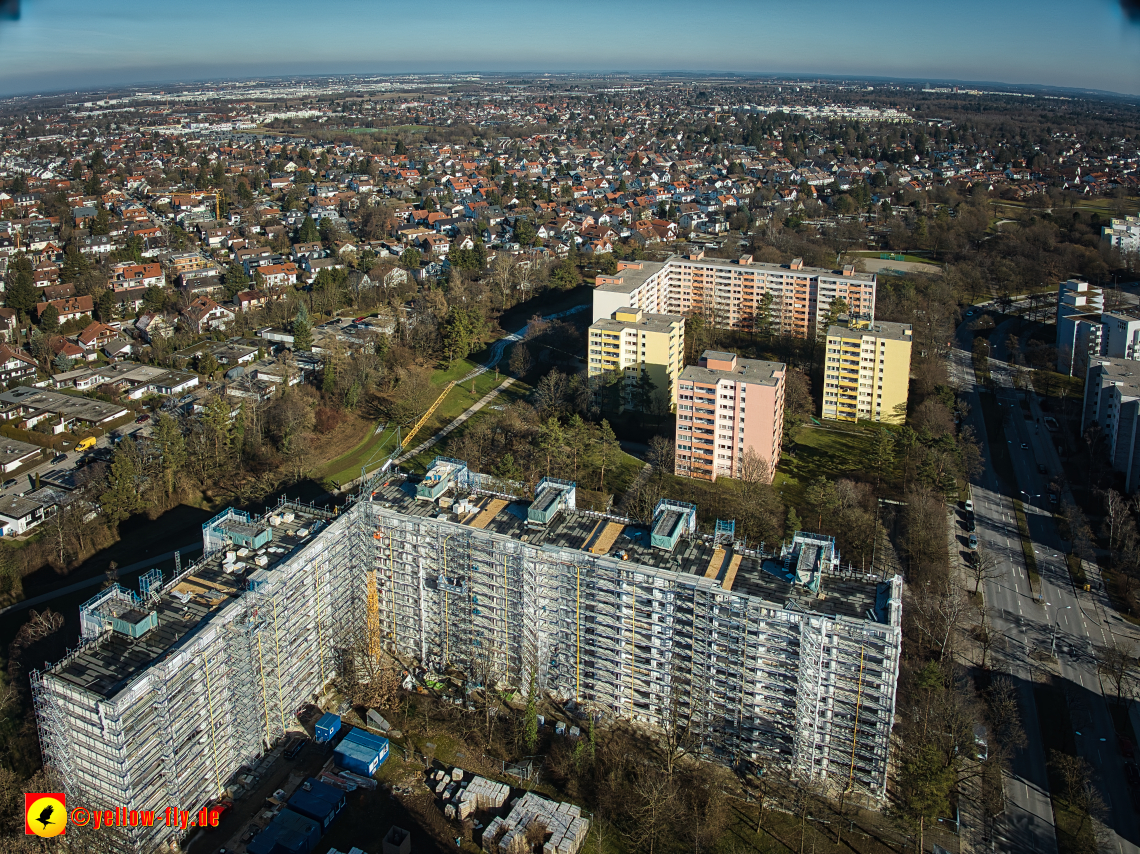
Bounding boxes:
32 457 902 852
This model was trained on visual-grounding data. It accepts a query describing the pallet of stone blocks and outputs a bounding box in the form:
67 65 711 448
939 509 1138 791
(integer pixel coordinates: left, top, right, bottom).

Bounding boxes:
431 767 509 822
481 792 587 854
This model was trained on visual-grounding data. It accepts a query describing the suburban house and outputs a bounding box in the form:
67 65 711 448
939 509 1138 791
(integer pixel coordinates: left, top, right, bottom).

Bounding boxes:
36 295 94 324
181 297 234 334
0 345 39 385
77 322 119 353
110 262 163 290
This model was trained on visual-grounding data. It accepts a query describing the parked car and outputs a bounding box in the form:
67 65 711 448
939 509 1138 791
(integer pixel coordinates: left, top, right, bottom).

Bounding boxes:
964 499 974 513
967 516 977 533
1050 493 1058 505
51 453 67 465
240 825 259 844
1038 463 1047 474
968 533 979 550
135 413 150 424
2 479 17 489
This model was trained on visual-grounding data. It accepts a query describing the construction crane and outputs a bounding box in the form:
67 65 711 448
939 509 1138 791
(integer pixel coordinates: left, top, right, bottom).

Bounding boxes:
367 527 383 660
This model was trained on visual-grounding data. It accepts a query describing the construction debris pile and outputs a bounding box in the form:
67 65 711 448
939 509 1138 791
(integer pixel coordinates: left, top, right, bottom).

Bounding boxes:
481 792 588 854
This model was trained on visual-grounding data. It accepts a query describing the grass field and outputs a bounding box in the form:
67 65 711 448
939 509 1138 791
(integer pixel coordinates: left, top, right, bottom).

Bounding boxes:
852 250 940 265
775 424 878 510
319 357 506 486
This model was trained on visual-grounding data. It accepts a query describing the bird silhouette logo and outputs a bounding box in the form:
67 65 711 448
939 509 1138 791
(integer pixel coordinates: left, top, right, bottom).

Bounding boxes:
25 794 66 837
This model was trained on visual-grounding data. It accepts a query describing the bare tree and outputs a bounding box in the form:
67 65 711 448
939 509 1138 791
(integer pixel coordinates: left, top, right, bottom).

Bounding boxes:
1097 643 1139 707
966 546 1003 595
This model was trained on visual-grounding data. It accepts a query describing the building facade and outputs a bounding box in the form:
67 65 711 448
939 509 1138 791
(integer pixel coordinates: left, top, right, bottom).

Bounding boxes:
1056 279 1105 376
586 306 684 411
34 468 902 851
674 350 784 482
822 319 913 423
1083 357 1140 493
1102 216 1140 256
593 253 876 339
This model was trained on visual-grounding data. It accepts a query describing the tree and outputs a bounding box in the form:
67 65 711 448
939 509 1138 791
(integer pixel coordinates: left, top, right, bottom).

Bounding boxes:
5 254 37 320
399 246 422 270
297 216 320 243
596 420 619 493
785 505 802 539
869 427 896 485
99 440 147 526
966 546 1002 595
754 290 774 339
38 304 59 333
292 305 313 352
805 476 836 530
508 342 532 377
223 262 249 301
440 306 481 368
1098 643 1139 707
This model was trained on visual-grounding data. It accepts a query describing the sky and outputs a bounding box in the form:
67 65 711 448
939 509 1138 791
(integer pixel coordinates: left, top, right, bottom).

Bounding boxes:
0 0 1138 99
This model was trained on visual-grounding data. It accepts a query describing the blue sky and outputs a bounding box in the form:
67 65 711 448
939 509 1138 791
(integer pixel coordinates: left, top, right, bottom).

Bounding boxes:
0 0 1138 98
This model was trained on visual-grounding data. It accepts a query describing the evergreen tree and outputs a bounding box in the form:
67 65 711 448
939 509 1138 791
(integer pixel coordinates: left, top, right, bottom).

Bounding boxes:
39 304 60 333
5 255 38 320
292 305 313 352
785 506 802 540
298 216 320 243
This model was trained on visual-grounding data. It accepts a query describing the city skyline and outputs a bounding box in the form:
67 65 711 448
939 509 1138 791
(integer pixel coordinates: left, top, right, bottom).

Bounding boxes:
0 0 1138 98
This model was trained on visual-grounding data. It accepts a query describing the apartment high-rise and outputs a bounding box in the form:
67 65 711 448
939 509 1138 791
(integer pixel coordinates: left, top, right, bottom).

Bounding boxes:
674 350 784 482
822 318 913 424
1083 357 1140 493
586 306 684 411
1056 279 1105 376
35 465 902 847
592 252 876 338
1102 215 1140 256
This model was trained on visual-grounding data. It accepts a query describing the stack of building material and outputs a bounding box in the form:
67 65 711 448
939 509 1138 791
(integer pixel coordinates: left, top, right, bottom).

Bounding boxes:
480 792 588 854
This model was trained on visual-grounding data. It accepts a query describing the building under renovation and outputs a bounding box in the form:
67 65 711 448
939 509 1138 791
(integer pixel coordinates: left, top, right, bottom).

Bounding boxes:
33 459 902 852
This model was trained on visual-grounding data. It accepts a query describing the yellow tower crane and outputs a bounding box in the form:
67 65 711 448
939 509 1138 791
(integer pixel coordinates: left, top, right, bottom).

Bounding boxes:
367 527 384 660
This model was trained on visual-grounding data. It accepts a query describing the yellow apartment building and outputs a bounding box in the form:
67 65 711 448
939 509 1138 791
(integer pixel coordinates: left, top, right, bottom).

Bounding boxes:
587 306 685 412
822 318 913 423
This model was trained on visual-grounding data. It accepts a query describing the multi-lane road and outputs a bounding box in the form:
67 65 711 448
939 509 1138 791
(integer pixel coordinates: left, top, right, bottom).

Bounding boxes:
953 312 1140 854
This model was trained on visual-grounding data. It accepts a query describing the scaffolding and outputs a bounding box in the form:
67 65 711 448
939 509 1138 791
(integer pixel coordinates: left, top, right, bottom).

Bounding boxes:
33 479 903 854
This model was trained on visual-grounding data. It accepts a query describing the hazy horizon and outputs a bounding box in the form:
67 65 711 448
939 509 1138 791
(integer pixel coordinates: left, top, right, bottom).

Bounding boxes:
0 0 1138 100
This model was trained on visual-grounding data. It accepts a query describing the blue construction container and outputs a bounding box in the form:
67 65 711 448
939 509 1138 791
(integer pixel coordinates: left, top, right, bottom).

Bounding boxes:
333 728 389 776
314 713 340 743
246 808 321 854
287 779 345 829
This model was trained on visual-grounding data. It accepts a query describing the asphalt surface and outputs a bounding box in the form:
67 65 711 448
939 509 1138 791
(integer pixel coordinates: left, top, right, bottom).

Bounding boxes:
953 309 1140 854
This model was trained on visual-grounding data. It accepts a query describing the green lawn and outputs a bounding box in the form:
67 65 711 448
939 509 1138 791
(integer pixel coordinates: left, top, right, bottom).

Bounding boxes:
319 358 504 486
775 424 878 510
852 250 939 265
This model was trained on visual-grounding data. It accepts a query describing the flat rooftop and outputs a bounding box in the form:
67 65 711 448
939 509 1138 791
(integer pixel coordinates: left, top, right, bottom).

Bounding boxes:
680 358 784 387
0 387 128 423
828 320 913 342
371 477 884 622
48 505 332 700
0 438 40 468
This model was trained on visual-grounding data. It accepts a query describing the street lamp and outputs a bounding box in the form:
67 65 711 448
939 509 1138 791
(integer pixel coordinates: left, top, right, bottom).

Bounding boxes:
1048 604 1072 658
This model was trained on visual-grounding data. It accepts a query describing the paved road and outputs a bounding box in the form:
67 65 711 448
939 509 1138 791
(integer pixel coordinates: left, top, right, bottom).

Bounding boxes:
953 319 1140 854
0 419 151 501
395 379 515 465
